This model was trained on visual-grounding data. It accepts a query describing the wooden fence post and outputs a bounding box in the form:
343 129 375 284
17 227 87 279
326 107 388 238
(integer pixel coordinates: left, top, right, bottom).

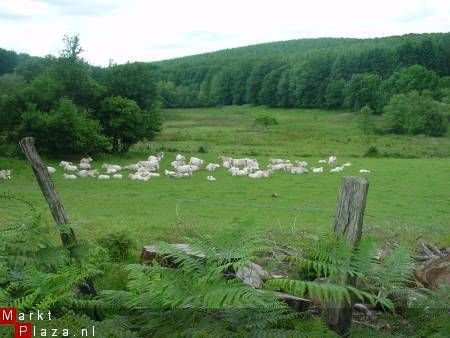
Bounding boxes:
324 176 369 336
19 137 78 247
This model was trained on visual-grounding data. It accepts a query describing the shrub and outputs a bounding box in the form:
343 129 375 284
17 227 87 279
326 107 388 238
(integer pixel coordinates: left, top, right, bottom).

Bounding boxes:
97 96 161 152
17 98 108 155
382 91 448 136
254 115 278 128
364 145 380 157
97 231 135 262
198 145 208 153
357 105 376 135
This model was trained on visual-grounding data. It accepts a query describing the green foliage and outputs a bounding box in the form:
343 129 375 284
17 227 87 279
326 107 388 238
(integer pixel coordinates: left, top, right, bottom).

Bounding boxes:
357 105 376 135
0 73 26 96
344 73 383 112
325 79 346 109
20 73 64 112
266 234 417 312
0 35 161 155
60 34 84 61
98 96 160 152
97 231 135 262
104 62 158 110
383 65 439 97
254 115 279 128
363 145 380 157
403 286 450 337
198 145 208 153
15 56 54 82
0 192 448 337
17 98 108 155
100 236 297 337
153 33 450 118
0 94 23 135
383 91 448 136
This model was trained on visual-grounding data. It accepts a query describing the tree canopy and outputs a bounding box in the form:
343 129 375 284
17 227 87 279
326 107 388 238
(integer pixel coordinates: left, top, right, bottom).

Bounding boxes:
0 35 160 155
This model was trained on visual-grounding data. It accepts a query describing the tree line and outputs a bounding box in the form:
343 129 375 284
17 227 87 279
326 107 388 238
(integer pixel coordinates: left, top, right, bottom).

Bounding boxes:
0 35 160 155
1 33 449 157
155 33 450 136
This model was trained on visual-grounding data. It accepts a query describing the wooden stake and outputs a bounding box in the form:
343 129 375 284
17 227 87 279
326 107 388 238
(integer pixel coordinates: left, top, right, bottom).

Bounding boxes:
19 137 77 247
324 176 369 336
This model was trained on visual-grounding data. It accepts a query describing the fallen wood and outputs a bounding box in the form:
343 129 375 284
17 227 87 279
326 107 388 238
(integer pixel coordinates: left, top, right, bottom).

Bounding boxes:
414 254 450 290
353 303 376 321
140 243 205 265
421 241 446 259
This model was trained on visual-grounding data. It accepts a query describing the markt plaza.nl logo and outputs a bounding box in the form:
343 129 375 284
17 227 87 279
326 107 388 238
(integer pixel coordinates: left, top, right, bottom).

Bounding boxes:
0 308 95 337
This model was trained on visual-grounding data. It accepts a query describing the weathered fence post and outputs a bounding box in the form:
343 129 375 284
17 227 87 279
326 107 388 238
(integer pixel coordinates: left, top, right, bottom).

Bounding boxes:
324 176 369 336
19 137 78 247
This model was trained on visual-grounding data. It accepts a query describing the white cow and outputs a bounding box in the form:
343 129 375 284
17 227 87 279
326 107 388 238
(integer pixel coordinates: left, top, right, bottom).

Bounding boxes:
206 163 220 172
63 173 77 180
98 174 110 180
328 156 337 167
175 165 193 176
79 162 91 170
0 169 11 179
124 164 139 171
189 157 204 167
290 167 308 174
330 166 344 173
312 167 323 173
175 154 186 162
64 164 78 172
248 170 270 178
59 161 72 167
80 157 93 164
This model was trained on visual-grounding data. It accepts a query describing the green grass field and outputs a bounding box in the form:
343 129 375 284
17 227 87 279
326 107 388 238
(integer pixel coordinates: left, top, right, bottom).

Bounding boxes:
1 106 449 247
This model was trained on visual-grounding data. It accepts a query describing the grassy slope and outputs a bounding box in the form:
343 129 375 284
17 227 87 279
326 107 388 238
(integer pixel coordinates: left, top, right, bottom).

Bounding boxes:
1 106 449 247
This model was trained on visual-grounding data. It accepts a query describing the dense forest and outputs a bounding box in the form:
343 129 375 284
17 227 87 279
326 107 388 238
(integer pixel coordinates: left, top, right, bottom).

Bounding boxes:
154 33 450 136
1 33 449 156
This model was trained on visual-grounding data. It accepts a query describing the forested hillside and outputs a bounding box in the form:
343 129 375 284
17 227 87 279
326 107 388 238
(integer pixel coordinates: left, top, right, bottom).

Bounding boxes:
154 33 450 136
1 33 449 157
154 33 450 108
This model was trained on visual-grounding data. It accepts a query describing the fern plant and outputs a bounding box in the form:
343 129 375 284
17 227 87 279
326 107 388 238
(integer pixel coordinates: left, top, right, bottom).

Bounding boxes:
100 236 319 337
263 232 418 313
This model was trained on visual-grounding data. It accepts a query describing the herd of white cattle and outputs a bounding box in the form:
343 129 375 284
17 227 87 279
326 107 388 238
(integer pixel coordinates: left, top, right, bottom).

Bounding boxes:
0 153 371 181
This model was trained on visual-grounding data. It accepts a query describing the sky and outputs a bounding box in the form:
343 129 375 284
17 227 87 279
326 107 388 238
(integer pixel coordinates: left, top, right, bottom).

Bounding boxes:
1 0 449 66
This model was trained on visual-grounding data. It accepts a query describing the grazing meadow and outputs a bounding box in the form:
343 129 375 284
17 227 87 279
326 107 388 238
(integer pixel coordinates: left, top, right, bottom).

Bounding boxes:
1 106 449 247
